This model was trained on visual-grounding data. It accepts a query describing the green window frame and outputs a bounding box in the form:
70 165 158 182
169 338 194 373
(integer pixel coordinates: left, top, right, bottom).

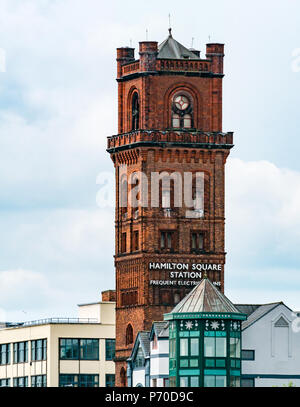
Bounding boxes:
179 376 199 387
190 338 199 356
31 375 47 387
230 337 241 358
230 376 241 387
169 338 176 358
106 374 115 387
0 343 10 365
180 337 199 357
204 333 226 358
204 374 226 387
31 339 47 361
180 338 188 356
105 339 115 361
13 376 28 387
13 341 28 364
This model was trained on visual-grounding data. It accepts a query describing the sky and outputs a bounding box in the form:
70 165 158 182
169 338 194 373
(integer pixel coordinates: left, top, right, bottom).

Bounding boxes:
0 0 300 321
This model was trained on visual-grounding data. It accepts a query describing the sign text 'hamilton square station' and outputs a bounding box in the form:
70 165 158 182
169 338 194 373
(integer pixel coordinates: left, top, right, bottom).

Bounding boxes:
149 262 222 287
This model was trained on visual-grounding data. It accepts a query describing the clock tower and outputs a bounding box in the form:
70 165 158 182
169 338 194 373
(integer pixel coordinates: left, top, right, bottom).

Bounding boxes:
107 30 233 386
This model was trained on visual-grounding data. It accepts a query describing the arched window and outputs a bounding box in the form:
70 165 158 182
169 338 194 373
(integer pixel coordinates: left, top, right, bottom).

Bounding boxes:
120 367 127 387
126 324 133 345
171 93 193 129
132 92 139 130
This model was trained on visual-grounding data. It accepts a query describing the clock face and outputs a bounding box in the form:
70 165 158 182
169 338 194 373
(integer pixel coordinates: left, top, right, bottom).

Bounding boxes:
174 95 189 110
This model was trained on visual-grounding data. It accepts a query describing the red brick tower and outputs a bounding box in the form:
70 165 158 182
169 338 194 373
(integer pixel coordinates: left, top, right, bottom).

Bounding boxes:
107 30 233 386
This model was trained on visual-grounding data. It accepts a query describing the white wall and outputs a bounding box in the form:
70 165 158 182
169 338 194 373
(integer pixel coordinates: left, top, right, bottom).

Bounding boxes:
132 368 145 387
242 304 300 387
150 337 169 386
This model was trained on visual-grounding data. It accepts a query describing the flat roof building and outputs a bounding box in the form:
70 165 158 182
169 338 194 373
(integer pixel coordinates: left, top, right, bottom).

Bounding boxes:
0 291 116 387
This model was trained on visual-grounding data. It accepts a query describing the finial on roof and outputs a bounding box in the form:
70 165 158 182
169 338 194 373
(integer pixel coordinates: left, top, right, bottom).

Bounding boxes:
203 272 208 279
168 13 172 37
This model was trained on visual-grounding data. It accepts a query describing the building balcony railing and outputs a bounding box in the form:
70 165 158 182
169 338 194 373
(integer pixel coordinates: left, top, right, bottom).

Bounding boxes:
1 318 99 329
107 130 233 151
120 59 212 77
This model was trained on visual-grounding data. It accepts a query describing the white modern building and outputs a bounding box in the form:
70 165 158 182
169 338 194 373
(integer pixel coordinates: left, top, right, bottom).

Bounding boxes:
0 291 116 387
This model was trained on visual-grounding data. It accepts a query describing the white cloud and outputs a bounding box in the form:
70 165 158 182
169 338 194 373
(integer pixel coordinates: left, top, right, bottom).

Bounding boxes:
226 158 300 308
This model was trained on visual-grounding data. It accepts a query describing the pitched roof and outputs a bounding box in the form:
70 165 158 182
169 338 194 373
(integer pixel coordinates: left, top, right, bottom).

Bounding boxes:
168 278 243 315
139 331 150 357
127 331 150 361
159 322 169 338
149 321 169 340
234 304 261 316
240 302 285 330
158 30 199 60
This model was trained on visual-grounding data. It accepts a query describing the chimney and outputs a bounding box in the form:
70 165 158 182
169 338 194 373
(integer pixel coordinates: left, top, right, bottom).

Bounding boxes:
116 47 135 78
206 43 224 74
101 290 116 302
139 41 158 72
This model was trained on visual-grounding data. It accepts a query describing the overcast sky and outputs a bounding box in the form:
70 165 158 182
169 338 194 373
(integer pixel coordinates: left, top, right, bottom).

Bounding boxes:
0 0 300 321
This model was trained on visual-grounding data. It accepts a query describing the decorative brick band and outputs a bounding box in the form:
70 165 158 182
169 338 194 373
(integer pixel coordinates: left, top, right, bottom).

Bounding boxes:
107 130 233 151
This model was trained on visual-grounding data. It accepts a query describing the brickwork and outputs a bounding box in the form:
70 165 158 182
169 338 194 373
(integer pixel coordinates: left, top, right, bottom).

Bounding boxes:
108 35 233 386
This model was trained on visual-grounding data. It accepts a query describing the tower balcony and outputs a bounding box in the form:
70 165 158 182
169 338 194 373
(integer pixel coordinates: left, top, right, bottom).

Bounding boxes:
107 130 233 152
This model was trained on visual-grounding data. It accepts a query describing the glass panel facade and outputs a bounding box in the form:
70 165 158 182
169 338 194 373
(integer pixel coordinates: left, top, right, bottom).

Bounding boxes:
31 375 47 387
204 337 215 357
106 374 115 387
105 339 115 361
180 338 188 356
230 337 241 358
59 374 99 387
180 377 188 387
80 339 99 360
190 338 199 356
0 379 10 387
0 344 10 365
216 337 226 357
60 338 100 360
190 376 199 387
204 375 226 387
31 339 47 361
13 376 28 387
13 342 28 363
60 339 79 360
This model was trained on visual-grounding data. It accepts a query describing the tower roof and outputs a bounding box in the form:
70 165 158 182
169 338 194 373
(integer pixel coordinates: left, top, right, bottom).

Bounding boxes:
168 278 242 315
157 30 199 60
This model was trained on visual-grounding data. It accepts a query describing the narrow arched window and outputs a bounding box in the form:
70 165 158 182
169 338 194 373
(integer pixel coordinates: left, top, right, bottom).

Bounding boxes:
126 324 133 345
132 92 139 130
171 93 193 129
120 367 127 387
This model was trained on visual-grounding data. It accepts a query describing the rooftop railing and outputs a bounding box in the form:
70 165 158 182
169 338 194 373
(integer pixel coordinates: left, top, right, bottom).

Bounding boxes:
1 318 98 329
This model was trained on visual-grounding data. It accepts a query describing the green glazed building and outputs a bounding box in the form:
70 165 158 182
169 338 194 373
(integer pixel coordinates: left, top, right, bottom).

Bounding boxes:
164 277 247 387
